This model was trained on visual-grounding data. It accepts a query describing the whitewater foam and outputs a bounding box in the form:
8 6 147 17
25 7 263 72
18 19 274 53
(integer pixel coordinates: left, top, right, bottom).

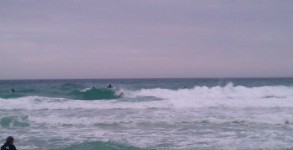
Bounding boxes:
2 81 293 149
123 84 293 108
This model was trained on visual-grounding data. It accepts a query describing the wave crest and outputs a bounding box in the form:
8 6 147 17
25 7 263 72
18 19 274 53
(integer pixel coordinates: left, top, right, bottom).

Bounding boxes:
126 83 292 100
71 88 121 100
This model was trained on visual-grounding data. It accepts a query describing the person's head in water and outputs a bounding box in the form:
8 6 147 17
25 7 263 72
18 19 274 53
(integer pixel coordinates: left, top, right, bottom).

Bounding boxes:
11 88 15 93
107 84 112 89
6 136 14 145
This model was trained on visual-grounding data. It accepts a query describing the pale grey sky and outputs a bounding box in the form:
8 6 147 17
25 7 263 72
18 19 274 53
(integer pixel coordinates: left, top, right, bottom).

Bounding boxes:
0 0 293 79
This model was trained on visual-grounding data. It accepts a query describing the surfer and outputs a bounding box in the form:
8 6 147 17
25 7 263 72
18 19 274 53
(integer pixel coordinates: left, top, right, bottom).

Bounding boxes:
11 88 15 93
1 136 17 150
107 84 113 89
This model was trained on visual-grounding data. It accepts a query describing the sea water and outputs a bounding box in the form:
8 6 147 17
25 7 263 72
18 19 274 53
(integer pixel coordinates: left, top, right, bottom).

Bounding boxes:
0 78 293 150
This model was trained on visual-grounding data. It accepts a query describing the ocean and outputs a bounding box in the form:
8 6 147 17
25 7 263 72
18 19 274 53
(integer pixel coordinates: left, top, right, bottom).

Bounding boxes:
1 78 293 150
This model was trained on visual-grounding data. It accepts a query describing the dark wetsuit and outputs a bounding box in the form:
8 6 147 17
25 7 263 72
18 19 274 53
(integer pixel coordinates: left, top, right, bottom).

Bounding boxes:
107 84 113 89
1 143 17 150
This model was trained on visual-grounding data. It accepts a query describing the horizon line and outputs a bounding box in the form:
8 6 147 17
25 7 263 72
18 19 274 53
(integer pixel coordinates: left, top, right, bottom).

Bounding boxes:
1 77 293 81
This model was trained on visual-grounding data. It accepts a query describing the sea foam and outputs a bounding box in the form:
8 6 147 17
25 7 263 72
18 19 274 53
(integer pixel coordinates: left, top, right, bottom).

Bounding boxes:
123 84 293 108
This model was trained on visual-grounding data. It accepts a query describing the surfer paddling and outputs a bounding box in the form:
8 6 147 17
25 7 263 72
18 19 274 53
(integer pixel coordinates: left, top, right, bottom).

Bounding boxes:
107 84 113 89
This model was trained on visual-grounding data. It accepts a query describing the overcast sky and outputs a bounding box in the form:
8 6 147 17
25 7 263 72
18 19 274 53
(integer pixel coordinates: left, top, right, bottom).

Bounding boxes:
0 0 293 79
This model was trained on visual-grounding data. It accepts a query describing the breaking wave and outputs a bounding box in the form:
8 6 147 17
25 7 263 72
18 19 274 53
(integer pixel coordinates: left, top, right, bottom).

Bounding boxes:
0 86 122 100
122 83 293 108
1 83 293 109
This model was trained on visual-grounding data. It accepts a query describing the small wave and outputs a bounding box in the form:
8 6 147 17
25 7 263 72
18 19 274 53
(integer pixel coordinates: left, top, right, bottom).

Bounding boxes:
0 87 122 100
0 115 30 128
71 88 122 100
61 141 142 150
0 88 37 99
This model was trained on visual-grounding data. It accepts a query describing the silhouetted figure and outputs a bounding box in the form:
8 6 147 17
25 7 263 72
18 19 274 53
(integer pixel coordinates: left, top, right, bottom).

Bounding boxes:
1 136 17 150
107 84 113 89
11 88 15 93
